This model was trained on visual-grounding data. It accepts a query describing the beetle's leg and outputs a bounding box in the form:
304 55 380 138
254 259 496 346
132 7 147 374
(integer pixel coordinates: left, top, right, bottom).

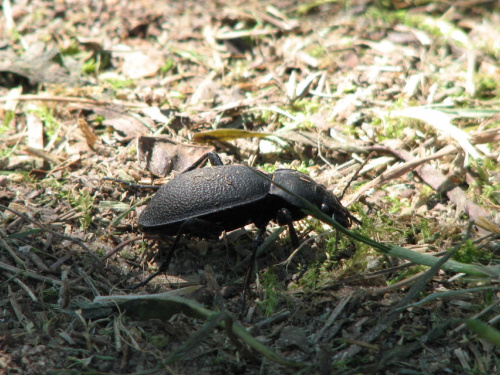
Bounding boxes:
131 218 223 289
276 209 299 248
130 241 178 290
182 152 224 173
241 223 268 314
130 229 186 289
276 208 308 280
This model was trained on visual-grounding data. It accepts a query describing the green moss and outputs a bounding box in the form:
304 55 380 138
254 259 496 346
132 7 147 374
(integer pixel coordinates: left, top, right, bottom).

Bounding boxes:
0 112 15 157
69 189 96 231
82 59 97 74
306 45 327 58
453 239 491 264
93 115 105 126
289 99 321 119
418 185 435 200
28 106 61 141
482 157 499 172
467 158 500 206
296 0 340 16
383 195 410 214
1 111 14 132
300 265 320 289
258 268 285 317
260 163 276 174
103 77 136 89
160 58 175 73
482 183 500 205
417 219 431 243
377 117 411 141
296 160 316 174
60 40 80 56
366 6 407 24
94 248 106 257
476 75 500 99
149 334 170 349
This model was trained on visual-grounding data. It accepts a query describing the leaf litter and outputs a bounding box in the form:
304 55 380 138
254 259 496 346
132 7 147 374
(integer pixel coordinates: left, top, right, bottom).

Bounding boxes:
1 1 500 374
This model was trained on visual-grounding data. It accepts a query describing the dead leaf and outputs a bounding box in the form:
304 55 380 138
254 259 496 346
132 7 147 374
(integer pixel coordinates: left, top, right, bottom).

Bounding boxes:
122 50 164 79
190 77 220 107
137 136 215 177
277 326 311 353
192 129 271 143
277 130 366 154
88 105 151 138
475 216 500 235
23 146 61 165
26 113 44 168
78 117 97 149
0 42 80 88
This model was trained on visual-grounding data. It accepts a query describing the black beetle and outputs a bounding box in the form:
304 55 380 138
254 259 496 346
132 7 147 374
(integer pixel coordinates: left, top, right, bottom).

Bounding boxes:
133 152 359 289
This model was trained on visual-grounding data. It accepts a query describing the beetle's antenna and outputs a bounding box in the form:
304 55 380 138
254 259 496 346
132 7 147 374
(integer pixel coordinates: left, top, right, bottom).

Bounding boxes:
339 152 374 200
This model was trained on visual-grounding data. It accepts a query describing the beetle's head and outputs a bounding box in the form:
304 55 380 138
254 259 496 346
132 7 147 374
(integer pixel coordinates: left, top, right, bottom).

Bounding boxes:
271 169 360 228
318 186 360 228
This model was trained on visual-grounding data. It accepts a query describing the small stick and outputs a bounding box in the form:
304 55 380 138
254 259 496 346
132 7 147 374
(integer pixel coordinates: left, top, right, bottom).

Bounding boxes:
339 151 373 200
103 177 160 190
0 229 26 268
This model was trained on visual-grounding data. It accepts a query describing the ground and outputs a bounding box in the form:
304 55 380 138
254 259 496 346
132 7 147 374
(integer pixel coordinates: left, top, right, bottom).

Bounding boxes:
1 0 500 374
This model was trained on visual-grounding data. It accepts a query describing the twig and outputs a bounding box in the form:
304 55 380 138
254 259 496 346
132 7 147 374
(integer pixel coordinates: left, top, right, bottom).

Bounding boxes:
372 270 426 295
75 266 101 297
339 151 373 201
344 144 458 205
12 276 38 302
0 93 147 108
0 229 26 268
376 146 491 225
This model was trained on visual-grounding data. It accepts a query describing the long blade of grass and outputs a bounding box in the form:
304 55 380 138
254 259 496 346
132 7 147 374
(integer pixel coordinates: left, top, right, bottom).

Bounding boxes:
96 295 306 368
244 166 496 278
467 319 500 347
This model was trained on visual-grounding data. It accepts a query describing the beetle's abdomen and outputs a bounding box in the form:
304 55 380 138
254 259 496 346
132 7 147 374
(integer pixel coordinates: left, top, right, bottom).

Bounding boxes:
138 165 272 233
